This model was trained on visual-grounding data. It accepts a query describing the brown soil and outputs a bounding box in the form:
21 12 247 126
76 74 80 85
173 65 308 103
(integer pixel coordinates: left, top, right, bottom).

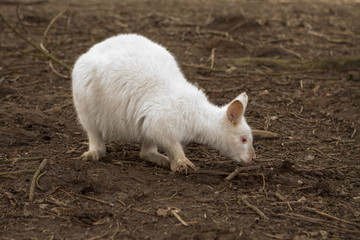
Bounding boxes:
1 0 360 239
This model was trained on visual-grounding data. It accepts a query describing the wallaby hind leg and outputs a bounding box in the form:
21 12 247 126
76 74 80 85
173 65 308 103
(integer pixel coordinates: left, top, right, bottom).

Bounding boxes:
140 140 170 168
82 130 106 161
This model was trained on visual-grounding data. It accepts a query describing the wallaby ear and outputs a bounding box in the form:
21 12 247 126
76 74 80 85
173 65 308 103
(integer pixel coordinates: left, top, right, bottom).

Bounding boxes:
226 100 244 125
235 92 248 110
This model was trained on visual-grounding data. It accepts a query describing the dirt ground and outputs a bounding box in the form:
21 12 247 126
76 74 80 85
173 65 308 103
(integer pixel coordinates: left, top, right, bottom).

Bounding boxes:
1 0 360 239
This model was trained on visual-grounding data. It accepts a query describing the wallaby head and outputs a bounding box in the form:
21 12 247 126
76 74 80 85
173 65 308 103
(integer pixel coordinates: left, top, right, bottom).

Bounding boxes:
220 92 256 165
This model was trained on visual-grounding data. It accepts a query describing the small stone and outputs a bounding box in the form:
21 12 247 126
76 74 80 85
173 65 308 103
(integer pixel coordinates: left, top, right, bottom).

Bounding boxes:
259 90 269 96
319 230 328 238
353 196 360 202
298 196 306 202
229 227 236 233
297 180 303 185
39 204 48 210
305 154 315 161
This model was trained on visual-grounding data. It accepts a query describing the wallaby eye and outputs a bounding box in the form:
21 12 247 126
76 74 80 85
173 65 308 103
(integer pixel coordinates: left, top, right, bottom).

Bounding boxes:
241 137 247 143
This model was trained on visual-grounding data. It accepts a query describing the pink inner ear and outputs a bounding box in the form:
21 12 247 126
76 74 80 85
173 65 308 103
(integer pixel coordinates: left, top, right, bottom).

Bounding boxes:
226 100 244 124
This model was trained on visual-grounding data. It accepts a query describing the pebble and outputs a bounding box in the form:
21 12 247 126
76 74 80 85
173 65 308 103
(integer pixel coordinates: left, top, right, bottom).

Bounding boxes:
353 196 360 203
304 154 315 161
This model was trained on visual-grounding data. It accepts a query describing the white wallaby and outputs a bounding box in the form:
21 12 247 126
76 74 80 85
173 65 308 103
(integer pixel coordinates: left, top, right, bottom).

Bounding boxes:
72 34 256 173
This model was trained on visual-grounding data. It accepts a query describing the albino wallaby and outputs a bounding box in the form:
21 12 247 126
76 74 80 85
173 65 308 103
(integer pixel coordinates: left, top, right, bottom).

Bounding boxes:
72 34 256 173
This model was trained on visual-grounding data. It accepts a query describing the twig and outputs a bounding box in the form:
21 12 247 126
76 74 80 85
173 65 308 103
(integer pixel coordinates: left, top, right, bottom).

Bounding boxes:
0 13 72 71
39 9 70 79
35 171 47 191
252 129 278 139
170 209 189 226
48 60 70 79
210 48 215 69
201 30 229 38
225 163 271 181
109 220 120 240
29 158 48 201
182 62 236 73
197 169 230 176
132 208 154 216
2 157 44 164
15 3 28 34
206 86 244 93
51 14 69 54
303 207 360 228
41 9 67 48
260 173 267 197
240 195 269 220
0 169 36 177
279 46 303 60
273 192 286 201
270 201 306 206
130 175 145 184
43 102 72 113
225 168 242 181
71 192 114 206
117 199 126 206
47 196 67 207
273 212 360 233
228 21 248 33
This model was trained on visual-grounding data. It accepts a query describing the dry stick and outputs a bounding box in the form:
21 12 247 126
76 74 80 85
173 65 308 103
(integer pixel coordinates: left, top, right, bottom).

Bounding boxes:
51 14 69 54
241 195 269 220
109 220 120 240
15 3 28 34
0 13 72 71
0 169 36 177
49 60 70 78
252 129 278 139
40 9 67 48
270 201 306 206
274 212 360 234
225 168 242 181
39 9 70 79
15 157 44 162
43 102 72 113
35 170 47 191
170 209 189 226
210 48 215 69
225 164 271 181
71 192 114 207
303 207 360 229
29 158 48 201
1 157 44 164
273 192 286 201
182 62 235 73
279 46 303 60
197 169 230 176
47 196 67 207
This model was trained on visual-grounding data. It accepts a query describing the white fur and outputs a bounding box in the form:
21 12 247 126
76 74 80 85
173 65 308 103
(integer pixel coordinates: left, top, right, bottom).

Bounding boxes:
72 34 255 172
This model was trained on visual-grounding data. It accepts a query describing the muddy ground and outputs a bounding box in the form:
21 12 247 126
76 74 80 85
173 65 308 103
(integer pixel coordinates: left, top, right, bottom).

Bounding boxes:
1 0 360 239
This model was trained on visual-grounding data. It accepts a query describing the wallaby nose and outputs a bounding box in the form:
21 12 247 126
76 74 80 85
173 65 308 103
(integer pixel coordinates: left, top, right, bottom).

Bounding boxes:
249 153 256 164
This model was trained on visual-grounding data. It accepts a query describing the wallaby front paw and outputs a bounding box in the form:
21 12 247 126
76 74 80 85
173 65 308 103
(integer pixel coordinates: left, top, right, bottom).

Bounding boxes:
170 158 196 174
